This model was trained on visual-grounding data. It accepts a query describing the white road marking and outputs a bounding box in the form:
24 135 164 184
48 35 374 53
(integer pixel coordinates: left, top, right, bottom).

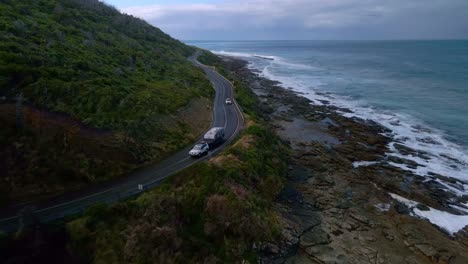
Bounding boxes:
0 53 245 226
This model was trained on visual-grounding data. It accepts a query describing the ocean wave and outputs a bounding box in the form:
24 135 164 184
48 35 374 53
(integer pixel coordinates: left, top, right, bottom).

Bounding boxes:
212 50 316 71
212 50 279 60
390 193 468 235
232 51 468 194
340 105 468 185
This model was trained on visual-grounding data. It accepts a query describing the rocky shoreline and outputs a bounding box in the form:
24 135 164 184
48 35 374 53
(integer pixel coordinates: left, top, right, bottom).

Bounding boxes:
218 56 468 263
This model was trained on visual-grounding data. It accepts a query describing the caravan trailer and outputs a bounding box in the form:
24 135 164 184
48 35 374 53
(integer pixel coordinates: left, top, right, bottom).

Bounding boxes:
203 127 225 148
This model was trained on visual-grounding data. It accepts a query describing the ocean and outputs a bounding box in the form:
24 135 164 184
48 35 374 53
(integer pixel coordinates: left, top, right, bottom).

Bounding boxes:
186 40 468 187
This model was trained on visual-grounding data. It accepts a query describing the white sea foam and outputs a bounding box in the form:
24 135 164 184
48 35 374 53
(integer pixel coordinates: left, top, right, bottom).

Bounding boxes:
213 50 316 71
374 203 391 212
334 103 468 197
218 50 468 199
390 193 468 235
213 50 280 61
259 66 326 105
353 161 380 168
219 48 468 231
451 204 468 214
236 50 468 233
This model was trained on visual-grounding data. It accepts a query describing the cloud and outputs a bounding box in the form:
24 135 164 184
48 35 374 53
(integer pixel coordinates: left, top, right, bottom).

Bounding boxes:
121 0 468 40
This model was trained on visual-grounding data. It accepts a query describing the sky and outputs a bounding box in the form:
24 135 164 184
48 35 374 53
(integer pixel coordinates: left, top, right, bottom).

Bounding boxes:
104 0 468 40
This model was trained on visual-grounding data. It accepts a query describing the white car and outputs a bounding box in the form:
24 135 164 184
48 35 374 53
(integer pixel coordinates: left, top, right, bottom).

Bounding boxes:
225 98 232 105
189 142 210 157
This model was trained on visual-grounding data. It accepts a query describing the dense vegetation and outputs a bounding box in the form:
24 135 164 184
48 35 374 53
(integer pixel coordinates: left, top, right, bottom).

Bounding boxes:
60 54 289 263
0 0 210 133
0 1 289 261
65 123 288 263
0 0 213 202
1 48 289 262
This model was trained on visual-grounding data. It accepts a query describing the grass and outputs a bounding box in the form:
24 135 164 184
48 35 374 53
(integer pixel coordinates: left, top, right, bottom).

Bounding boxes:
1 0 212 134
1 41 290 263
60 79 289 263
65 122 288 263
0 0 214 200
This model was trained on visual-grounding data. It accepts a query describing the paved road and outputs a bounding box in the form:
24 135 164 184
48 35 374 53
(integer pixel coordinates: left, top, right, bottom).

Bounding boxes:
0 52 244 232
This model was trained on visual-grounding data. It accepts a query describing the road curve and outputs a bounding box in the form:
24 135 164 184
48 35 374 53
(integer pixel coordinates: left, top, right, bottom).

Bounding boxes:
0 51 244 232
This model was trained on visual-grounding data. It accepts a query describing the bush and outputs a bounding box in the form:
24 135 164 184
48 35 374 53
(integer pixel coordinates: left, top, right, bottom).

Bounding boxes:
68 120 289 262
0 0 211 135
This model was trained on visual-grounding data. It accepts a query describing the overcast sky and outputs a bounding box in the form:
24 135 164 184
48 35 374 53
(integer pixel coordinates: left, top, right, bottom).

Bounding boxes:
105 0 468 40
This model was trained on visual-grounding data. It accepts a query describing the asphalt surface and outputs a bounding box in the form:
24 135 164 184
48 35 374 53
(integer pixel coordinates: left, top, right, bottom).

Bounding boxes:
0 51 244 232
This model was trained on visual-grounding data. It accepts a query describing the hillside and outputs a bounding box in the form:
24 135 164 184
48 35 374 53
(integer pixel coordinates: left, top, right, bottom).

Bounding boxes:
0 72 289 262
66 123 287 263
0 0 213 203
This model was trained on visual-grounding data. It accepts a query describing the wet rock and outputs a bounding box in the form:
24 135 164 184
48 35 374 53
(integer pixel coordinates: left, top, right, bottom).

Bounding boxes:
220 54 468 264
292 208 322 231
284 254 315 264
319 117 340 128
416 204 430 211
277 186 303 205
387 155 407 164
331 228 344 236
433 174 461 185
350 213 371 226
423 180 458 204
340 189 353 205
289 166 312 182
375 203 391 212
308 174 335 186
414 244 437 259
299 226 331 248
304 245 347 264
393 143 431 160
439 154 465 165
335 220 356 232
358 234 376 242
382 229 395 241
336 199 352 209
264 243 280 254
416 137 441 145
387 155 421 169
395 201 411 215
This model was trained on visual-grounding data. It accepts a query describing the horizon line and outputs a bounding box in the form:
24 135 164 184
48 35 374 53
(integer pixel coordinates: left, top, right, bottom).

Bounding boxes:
183 38 468 42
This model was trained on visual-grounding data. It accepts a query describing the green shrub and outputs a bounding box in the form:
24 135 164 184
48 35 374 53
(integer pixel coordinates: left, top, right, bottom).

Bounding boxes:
69 121 289 262
51 41 289 262
0 0 212 136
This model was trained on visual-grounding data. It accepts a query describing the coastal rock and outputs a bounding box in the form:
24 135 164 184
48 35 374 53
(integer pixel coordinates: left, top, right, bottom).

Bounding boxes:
292 208 322 231
416 204 430 211
395 201 411 215
299 226 331 248
219 55 468 264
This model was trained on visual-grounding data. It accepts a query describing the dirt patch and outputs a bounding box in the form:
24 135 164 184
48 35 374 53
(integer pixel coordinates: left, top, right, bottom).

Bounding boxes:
210 154 241 168
0 103 130 161
233 135 256 150
174 97 212 139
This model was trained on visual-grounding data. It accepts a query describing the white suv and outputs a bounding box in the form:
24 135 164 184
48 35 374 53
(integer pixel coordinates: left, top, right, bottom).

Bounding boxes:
189 142 210 157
